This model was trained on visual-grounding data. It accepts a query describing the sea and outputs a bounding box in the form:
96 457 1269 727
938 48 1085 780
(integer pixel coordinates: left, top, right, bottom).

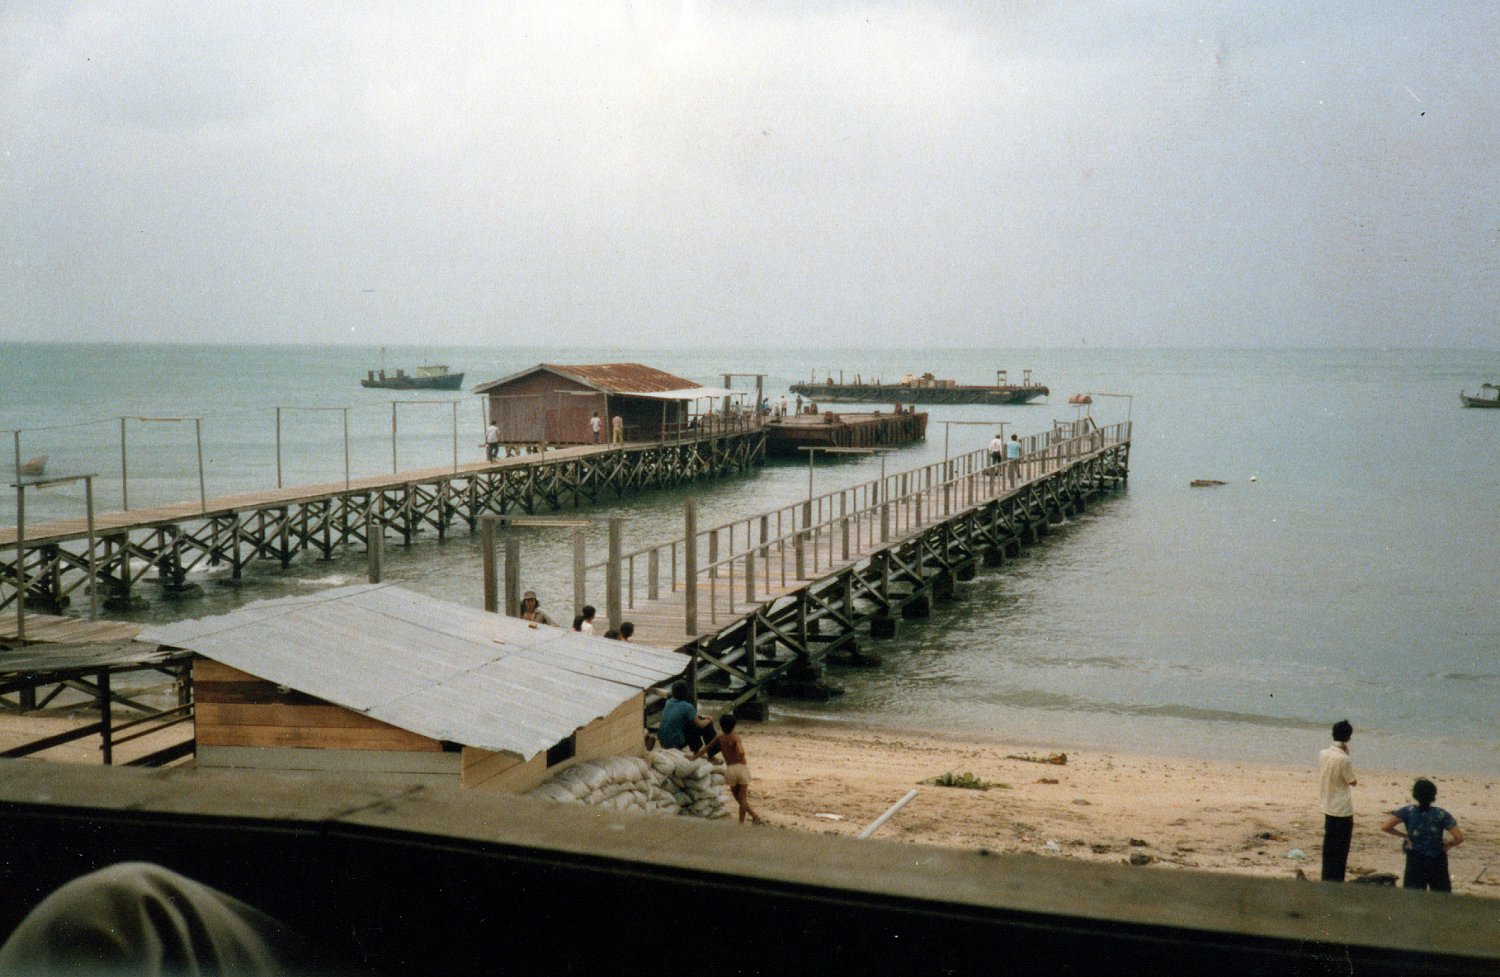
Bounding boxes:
3 343 1498 775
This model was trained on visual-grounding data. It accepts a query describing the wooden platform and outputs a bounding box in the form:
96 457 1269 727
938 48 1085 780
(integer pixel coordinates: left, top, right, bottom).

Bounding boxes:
0 613 142 646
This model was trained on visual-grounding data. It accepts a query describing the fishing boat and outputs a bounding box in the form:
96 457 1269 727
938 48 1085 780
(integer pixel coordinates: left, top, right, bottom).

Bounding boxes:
790 369 1048 406
361 349 464 391
1460 384 1500 408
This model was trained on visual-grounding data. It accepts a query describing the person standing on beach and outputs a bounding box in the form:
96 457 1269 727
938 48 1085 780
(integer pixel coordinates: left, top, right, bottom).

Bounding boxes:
519 590 553 626
1318 719 1358 881
590 411 602 444
1382 778 1463 892
689 714 764 825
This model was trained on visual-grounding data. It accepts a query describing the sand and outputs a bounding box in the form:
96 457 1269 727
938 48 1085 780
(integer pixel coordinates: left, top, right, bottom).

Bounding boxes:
741 719 1500 897
5 710 1495 897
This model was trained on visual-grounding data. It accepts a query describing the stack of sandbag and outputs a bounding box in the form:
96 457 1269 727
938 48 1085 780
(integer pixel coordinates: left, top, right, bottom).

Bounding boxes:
524 750 730 819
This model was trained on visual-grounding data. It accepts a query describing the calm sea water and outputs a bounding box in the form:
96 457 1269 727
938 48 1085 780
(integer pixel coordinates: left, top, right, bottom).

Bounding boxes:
4 344 1499 773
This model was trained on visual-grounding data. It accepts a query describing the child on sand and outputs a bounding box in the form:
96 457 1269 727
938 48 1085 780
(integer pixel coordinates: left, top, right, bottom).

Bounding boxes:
689 714 764 826
1382 778 1464 892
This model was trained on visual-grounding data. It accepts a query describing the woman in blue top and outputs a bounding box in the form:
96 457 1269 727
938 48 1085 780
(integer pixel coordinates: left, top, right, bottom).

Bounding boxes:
1381 778 1464 892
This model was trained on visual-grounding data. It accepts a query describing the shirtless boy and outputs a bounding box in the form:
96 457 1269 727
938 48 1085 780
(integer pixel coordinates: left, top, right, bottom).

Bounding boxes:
689 714 764 825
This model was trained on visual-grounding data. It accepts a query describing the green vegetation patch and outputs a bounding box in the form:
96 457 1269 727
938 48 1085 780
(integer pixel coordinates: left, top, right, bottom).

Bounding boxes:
928 771 1009 791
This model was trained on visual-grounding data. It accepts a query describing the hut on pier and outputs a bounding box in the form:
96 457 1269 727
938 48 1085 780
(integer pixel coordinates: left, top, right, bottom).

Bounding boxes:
137 584 686 793
472 363 733 446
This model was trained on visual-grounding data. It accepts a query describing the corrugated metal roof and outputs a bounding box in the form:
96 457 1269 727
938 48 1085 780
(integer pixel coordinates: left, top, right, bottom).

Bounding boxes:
137 584 686 760
0 641 182 677
472 363 700 396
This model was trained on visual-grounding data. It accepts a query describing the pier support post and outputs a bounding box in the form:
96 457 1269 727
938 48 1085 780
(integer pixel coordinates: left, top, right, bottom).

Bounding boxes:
367 496 384 584
871 611 897 639
504 539 521 618
684 500 698 636
606 516 622 631
481 516 498 613
648 547 659 601
902 593 931 619
573 529 586 619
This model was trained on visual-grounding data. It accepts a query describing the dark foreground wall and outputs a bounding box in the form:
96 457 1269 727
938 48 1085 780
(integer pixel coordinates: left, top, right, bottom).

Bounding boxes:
0 760 1494 977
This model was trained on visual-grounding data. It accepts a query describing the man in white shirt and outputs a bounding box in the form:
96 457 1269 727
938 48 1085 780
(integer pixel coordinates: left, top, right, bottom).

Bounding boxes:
485 422 500 461
988 432 1006 466
590 411 602 444
1318 719 1358 881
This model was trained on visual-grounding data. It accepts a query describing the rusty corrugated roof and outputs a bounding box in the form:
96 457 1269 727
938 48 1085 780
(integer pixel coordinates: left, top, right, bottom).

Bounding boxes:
472 363 699 396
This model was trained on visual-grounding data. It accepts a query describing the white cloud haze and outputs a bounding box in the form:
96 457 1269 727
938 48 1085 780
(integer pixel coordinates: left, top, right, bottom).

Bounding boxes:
2 1 1496 347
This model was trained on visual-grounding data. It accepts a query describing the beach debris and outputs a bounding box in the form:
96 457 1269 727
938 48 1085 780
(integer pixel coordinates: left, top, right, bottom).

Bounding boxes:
1285 849 1307 861
928 770 999 791
813 813 845 821
1005 752 1067 765
1072 798 1092 806
1044 840 1062 852
1128 853 1154 866
1090 843 1115 854
1257 831 1288 842
1352 873 1398 887
1190 479 1227 487
857 789 919 840
1036 777 1060 785
1294 869 1308 881
1475 863 1490 884
1128 838 1148 847
524 750 731 819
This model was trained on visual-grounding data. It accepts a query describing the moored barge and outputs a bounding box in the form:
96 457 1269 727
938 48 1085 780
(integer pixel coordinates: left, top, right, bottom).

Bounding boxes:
790 369 1048 406
765 407 927 457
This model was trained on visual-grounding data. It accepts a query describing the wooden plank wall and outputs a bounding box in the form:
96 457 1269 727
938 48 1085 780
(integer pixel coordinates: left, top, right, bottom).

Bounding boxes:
194 658 445 754
461 693 645 794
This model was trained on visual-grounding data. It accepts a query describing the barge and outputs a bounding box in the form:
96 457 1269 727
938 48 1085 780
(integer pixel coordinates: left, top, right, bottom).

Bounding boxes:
790 370 1048 406
765 407 927 457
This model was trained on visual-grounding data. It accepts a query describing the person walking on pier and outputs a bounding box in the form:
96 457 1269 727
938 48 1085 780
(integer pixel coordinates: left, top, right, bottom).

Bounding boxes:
590 411 602 444
1318 720 1358 882
611 414 624 445
689 714 764 825
1382 779 1463 891
485 422 501 462
1006 433 1023 485
989 431 1006 466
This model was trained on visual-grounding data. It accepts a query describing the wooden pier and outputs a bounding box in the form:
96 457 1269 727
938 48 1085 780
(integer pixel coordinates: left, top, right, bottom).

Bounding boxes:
575 419 1131 711
0 427 766 618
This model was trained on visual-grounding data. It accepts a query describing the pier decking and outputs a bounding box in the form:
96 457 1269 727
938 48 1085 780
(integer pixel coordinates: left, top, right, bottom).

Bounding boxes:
576 419 1131 709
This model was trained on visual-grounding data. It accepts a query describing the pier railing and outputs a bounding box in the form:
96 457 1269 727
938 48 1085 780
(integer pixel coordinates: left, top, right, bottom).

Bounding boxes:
580 420 1129 633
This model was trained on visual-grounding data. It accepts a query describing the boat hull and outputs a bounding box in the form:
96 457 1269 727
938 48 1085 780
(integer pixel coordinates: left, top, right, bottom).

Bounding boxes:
1460 391 1500 408
789 382 1047 406
361 373 465 391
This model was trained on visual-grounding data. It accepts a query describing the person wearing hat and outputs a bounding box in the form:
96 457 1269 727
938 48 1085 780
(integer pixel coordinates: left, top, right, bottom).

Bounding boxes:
519 591 554 626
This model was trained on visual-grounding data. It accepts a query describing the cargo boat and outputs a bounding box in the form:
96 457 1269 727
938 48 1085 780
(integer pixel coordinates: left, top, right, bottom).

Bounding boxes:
361 361 465 391
790 370 1047 406
765 408 927 457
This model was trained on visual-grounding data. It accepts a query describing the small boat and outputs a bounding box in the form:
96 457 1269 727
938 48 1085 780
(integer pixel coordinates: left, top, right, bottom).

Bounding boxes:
361 349 464 391
1460 383 1500 408
16 455 46 477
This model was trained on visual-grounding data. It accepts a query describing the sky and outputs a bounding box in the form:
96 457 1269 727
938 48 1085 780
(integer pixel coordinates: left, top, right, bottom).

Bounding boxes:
2 1 1496 349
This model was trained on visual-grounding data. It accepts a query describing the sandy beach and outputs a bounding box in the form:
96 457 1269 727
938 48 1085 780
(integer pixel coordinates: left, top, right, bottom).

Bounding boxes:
5 710 1495 898
742 719 1500 897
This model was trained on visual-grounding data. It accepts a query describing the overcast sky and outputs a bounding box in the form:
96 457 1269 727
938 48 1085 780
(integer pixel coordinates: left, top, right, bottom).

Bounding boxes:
2 1 1496 348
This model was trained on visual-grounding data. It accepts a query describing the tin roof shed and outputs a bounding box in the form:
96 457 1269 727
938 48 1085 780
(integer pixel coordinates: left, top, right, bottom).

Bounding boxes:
471 362 701 396
137 584 685 761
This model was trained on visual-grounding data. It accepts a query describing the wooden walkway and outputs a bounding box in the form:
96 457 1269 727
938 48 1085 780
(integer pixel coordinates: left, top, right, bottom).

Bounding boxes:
579 419 1132 705
1 428 767 615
